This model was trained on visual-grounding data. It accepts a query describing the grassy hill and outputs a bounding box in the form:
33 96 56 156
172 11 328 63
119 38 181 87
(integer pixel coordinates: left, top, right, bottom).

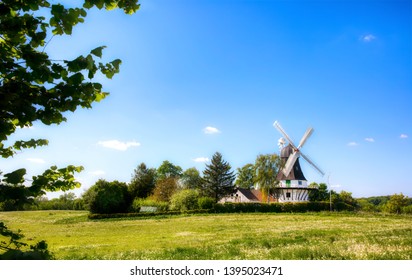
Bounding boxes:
0 211 411 260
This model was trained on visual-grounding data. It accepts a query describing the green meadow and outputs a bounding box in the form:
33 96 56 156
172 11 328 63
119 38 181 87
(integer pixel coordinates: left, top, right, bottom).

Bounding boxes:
0 211 411 260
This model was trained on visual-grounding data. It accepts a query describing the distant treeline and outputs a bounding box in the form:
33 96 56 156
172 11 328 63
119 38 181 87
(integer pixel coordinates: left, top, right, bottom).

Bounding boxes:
25 193 84 211
24 192 412 215
357 195 412 214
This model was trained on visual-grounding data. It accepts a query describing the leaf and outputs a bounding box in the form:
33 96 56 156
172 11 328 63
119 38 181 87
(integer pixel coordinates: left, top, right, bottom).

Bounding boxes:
90 46 106 58
13 139 49 150
94 92 107 102
3 169 27 185
111 59 122 70
31 165 84 192
67 73 84 85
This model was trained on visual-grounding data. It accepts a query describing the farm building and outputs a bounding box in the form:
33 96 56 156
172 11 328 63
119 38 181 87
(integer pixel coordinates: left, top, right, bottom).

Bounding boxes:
219 188 277 203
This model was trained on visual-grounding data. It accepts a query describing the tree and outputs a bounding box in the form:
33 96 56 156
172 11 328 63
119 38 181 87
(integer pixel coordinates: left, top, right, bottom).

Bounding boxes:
254 154 282 203
151 177 179 202
202 152 236 203
170 189 199 211
0 0 140 259
180 167 202 190
357 198 378 212
308 183 329 202
0 165 83 211
0 222 52 260
1 0 139 158
83 179 130 214
339 190 358 208
128 163 156 199
384 193 409 214
235 163 255 189
156 160 183 180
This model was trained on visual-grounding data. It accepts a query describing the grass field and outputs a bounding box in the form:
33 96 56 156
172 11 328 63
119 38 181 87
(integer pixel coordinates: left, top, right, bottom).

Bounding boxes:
1 211 411 260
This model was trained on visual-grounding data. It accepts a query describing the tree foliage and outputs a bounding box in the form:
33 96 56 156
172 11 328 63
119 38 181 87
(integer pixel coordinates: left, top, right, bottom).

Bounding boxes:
0 222 53 260
384 193 409 214
156 160 183 180
151 177 179 202
235 163 255 189
1 0 140 201
0 165 83 211
202 152 236 203
308 183 329 202
128 163 156 199
0 0 140 258
28 192 84 210
180 167 202 190
254 154 282 202
197 196 215 210
83 179 130 214
170 189 199 211
0 0 140 157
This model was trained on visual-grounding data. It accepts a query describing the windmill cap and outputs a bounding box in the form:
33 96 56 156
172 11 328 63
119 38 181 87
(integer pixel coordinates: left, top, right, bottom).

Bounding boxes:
280 144 294 158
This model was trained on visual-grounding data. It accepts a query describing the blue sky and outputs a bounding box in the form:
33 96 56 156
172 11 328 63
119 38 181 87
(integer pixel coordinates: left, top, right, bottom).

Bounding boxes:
2 0 411 198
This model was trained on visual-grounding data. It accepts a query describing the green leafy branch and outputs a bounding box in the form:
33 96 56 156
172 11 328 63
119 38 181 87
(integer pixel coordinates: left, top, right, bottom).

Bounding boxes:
1 1 136 157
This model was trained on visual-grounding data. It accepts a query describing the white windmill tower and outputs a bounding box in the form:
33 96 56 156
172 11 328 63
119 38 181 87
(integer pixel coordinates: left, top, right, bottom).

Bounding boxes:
273 121 325 202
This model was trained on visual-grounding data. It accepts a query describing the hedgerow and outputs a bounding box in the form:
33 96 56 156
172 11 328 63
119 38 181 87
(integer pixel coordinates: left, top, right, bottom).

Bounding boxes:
87 201 356 219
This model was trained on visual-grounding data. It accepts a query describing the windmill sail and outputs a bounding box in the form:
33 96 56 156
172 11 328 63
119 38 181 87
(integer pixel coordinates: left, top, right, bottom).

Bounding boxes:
274 120 324 177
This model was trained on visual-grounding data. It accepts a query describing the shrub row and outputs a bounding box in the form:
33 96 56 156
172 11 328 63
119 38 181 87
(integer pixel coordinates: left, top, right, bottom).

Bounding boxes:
213 202 334 213
88 209 213 219
88 201 356 219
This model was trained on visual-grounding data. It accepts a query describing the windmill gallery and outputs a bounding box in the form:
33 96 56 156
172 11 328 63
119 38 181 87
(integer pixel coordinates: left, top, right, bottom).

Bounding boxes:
220 121 325 204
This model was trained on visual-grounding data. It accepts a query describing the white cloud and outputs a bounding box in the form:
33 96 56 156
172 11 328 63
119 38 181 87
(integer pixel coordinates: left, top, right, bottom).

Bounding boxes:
22 125 34 130
361 34 376 42
400 134 408 139
365 138 375 142
347 142 359 147
26 158 46 164
203 126 221 134
97 140 140 151
88 170 105 176
193 157 210 163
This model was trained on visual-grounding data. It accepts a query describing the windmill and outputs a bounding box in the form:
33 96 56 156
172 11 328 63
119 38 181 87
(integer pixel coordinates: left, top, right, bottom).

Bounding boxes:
273 121 325 202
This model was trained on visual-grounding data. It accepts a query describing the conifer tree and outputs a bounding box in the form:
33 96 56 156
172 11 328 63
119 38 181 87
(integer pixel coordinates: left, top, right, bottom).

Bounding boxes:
202 152 236 203
128 163 156 199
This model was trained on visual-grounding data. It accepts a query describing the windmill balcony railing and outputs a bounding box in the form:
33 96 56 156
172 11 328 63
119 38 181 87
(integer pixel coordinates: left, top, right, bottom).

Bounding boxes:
278 182 316 189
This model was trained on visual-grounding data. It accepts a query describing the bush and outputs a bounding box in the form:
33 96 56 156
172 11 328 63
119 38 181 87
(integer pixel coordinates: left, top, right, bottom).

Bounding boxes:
331 202 355 211
73 198 85 210
213 201 332 213
383 193 409 214
83 179 131 214
357 199 379 212
198 197 215 210
170 189 199 211
401 205 412 214
88 209 214 220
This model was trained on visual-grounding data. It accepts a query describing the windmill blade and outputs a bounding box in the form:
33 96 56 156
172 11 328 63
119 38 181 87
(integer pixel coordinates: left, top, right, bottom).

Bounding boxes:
300 152 325 176
273 121 298 149
282 151 299 176
298 127 314 149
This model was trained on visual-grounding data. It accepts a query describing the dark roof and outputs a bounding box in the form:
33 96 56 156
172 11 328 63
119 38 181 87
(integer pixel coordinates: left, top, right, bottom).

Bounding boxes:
236 188 277 202
280 144 294 158
237 188 260 201
277 144 307 181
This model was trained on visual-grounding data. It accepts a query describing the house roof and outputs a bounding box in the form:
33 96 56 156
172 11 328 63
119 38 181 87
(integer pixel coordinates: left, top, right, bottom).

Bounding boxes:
237 188 260 201
237 188 277 203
